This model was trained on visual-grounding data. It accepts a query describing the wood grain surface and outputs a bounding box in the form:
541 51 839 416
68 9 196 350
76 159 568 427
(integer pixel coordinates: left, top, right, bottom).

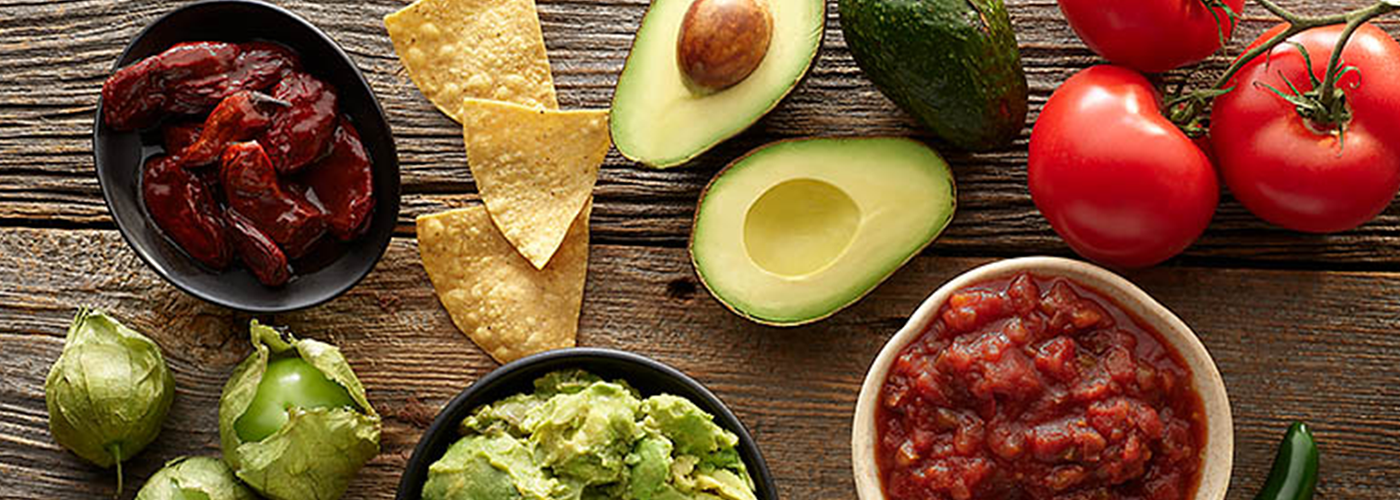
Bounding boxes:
0 0 1398 499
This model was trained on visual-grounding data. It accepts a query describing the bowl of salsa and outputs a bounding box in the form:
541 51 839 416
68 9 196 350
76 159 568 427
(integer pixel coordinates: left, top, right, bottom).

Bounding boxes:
852 257 1231 500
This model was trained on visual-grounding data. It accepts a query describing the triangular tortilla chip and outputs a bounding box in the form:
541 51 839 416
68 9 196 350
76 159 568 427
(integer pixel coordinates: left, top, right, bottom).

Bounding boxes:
384 0 559 121
461 98 610 269
416 202 590 363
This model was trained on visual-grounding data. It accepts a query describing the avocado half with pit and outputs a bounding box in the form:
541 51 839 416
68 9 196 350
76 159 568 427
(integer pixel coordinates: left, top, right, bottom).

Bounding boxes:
691 137 956 326
611 0 825 168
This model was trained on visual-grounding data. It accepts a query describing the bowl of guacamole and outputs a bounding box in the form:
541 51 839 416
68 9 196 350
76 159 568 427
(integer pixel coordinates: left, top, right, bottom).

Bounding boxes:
397 348 776 500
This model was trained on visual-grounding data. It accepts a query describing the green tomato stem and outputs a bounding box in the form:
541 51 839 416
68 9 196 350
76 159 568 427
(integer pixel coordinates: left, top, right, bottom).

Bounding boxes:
1169 0 1396 132
1315 3 1398 115
1208 0 1361 90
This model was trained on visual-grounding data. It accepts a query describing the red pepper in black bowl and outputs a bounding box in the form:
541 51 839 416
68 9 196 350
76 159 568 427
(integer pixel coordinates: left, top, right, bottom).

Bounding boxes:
222 41 300 92
300 117 375 241
142 155 231 269
260 71 338 174
94 0 399 312
177 90 287 168
101 41 296 131
220 141 327 259
162 121 205 153
224 209 291 287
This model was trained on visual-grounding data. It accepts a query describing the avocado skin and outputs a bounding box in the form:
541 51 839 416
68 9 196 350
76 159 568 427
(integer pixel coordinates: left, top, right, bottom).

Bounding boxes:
839 0 1028 151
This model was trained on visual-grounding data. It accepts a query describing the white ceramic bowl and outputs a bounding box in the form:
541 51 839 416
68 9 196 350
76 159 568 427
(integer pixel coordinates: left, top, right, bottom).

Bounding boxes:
852 256 1232 500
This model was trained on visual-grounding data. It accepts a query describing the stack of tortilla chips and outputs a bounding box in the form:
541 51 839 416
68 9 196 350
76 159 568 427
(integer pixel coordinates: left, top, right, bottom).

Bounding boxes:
386 0 611 363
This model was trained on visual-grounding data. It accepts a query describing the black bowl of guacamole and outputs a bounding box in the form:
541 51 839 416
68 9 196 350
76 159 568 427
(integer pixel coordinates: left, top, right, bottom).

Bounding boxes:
397 348 777 500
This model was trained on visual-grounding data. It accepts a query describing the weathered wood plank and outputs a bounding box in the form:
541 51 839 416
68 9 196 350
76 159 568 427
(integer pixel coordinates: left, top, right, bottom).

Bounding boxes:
0 227 1396 499
5 1 1400 266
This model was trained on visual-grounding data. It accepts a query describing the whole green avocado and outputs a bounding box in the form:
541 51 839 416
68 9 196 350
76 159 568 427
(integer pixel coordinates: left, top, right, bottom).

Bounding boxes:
839 0 1028 151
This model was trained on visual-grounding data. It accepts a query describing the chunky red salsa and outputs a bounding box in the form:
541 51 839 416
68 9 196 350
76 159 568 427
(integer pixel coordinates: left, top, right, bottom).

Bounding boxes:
877 273 1205 500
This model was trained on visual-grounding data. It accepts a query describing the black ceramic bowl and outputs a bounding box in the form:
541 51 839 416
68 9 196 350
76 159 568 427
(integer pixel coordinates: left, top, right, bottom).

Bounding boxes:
93 0 399 312
397 348 778 500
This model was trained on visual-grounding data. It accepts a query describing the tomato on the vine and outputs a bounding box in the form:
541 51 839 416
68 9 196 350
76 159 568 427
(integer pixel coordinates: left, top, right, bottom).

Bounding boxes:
1211 23 1400 233
1057 0 1244 73
1029 65 1219 269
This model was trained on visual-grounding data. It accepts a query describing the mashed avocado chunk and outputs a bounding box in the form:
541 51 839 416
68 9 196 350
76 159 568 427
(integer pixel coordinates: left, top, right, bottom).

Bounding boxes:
426 370 757 500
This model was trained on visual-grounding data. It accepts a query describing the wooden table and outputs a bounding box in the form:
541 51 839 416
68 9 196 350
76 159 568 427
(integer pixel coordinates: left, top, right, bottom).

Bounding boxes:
2 0 1398 498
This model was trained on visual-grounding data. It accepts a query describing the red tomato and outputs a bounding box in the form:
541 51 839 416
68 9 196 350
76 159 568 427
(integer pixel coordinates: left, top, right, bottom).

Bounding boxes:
1029 66 1219 268
1057 0 1244 73
1211 23 1400 233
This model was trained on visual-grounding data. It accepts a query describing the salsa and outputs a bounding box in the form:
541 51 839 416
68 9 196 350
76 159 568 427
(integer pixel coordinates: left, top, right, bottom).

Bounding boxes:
877 273 1205 500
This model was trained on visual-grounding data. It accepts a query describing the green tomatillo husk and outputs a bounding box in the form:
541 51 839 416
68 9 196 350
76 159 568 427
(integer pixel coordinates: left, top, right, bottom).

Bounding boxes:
45 308 175 495
218 320 380 500
134 456 257 500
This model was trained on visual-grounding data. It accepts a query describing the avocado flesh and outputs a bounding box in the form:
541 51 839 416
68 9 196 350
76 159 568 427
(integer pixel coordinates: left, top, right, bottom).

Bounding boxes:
427 372 757 500
611 0 824 168
423 434 536 500
691 137 956 325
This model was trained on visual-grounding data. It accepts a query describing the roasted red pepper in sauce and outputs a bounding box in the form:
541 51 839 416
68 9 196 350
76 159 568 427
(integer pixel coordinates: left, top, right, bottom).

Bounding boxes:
161 121 204 154
224 209 291 287
259 71 339 174
300 117 375 240
102 42 296 130
220 141 327 259
142 155 231 269
177 90 286 168
222 42 300 92
877 273 1205 500
114 40 373 285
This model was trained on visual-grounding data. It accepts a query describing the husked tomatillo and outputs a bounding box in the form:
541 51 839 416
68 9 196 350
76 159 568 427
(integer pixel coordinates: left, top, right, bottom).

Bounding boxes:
45 308 174 495
234 356 355 442
134 456 257 500
218 321 380 500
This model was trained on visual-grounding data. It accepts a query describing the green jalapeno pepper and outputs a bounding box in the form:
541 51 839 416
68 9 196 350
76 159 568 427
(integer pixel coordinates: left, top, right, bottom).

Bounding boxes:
1255 422 1319 500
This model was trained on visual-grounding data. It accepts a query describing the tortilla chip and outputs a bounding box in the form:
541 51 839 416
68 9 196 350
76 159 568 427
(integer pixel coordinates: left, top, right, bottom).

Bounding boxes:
417 202 590 363
461 98 610 269
384 0 559 122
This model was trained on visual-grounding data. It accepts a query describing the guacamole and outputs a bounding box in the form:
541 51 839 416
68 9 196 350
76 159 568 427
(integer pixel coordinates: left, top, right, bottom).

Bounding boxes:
423 370 758 500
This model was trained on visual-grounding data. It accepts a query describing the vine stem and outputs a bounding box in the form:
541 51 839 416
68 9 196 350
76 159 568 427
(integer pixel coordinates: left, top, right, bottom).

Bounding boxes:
1316 2 1398 112
1170 0 1395 129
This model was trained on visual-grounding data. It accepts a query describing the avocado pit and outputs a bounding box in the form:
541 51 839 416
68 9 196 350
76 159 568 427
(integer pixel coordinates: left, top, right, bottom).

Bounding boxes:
676 0 773 91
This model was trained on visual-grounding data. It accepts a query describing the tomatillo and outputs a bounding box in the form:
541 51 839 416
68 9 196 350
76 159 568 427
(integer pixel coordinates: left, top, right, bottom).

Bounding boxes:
134 456 256 500
218 321 380 500
233 356 355 442
46 308 174 496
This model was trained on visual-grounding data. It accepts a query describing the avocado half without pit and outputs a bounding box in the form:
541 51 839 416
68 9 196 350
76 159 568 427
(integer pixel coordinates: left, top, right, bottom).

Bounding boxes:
690 137 957 326
611 0 824 168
